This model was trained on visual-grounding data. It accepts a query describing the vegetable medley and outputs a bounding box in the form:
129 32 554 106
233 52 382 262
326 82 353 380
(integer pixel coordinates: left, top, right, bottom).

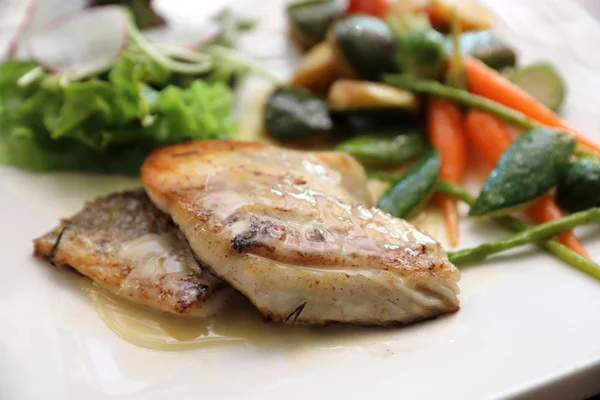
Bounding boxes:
261 0 600 277
0 0 599 277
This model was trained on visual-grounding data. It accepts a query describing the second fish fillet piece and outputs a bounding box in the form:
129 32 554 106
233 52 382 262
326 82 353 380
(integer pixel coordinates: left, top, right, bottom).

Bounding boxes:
142 140 460 325
33 190 231 317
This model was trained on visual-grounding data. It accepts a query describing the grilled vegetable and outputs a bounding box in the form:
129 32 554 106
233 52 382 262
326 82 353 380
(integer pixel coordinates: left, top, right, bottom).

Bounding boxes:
287 0 347 50
556 158 600 213
384 74 540 130
451 207 600 264
290 42 341 93
395 29 447 80
527 196 588 257
464 110 587 256
430 0 494 31
437 180 600 280
333 114 419 136
387 72 596 162
264 86 333 139
329 15 397 80
336 131 426 166
447 30 516 70
378 148 440 218
469 127 576 217
508 62 566 112
328 79 420 115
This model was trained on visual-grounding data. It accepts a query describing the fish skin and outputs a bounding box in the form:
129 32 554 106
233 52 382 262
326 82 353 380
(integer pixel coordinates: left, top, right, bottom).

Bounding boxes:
33 189 230 318
142 140 460 326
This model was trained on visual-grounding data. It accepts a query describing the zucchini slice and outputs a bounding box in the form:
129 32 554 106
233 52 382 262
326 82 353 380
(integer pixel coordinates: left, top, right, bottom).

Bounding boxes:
264 86 333 140
287 0 347 50
508 62 566 112
556 158 600 212
329 15 398 81
447 30 517 71
470 127 576 216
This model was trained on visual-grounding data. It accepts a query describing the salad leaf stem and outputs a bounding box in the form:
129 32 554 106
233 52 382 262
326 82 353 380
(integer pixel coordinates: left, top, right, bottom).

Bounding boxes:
205 44 280 82
153 44 213 64
126 13 213 75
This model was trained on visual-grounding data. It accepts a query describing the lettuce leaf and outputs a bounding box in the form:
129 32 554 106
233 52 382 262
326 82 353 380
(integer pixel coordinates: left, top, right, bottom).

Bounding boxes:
144 80 234 142
0 45 236 175
109 42 171 121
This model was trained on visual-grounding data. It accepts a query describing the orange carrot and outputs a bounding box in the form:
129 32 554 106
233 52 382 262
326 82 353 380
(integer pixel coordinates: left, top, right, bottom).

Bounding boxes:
428 98 467 246
464 110 512 166
464 57 600 154
526 196 589 258
464 109 588 257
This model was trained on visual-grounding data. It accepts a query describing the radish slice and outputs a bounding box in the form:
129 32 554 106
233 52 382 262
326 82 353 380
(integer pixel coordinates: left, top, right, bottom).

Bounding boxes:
0 0 36 59
10 0 87 59
151 0 228 26
26 6 128 76
143 23 222 50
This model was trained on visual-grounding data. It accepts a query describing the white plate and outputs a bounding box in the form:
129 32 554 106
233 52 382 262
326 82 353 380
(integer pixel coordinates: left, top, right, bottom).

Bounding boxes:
2 1 600 399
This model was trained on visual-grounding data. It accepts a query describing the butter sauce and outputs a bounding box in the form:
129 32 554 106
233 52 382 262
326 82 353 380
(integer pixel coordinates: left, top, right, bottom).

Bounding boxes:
83 282 379 351
81 186 443 351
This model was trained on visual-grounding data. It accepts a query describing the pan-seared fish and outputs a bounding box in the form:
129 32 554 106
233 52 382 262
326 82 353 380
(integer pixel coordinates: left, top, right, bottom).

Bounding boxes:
142 140 460 326
33 190 230 317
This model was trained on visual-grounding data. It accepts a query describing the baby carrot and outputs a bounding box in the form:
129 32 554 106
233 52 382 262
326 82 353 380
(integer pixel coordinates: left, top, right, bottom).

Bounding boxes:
464 57 600 154
428 98 467 246
463 110 512 166
526 196 589 258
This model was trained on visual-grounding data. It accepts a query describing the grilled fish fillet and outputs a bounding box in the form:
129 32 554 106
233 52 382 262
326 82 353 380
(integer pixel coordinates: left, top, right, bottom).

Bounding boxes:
142 140 460 326
33 190 230 317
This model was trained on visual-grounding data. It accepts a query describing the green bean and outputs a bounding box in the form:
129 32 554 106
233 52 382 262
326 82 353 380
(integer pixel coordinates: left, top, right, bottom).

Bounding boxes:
449 207 600 263
384 75 600 160
573 145 600 160
367 170 406 182
377 148 440 218
337 133 427 166
492 217 600 280
436 181 600 279
384 74 539 129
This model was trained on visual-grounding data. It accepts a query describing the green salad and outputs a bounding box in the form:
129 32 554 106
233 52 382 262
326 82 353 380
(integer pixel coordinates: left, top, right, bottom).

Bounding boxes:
0 4 258 175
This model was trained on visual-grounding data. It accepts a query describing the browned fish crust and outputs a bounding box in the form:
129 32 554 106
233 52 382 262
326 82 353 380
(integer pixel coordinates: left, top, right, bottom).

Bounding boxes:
33 189 228 316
